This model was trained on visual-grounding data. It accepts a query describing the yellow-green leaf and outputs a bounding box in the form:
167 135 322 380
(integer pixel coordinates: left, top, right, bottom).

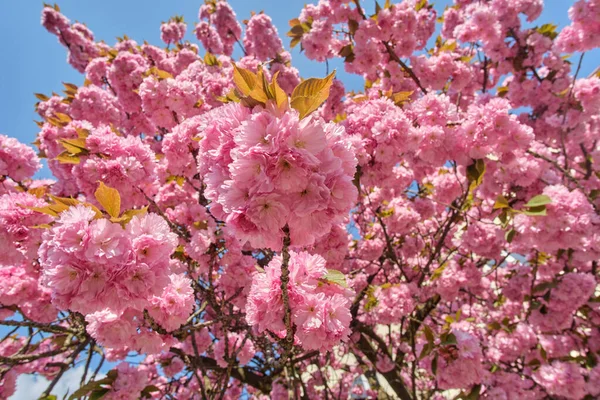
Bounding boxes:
415 0 428 11
49 195 79 207
525 194 551 208
32 223 53 229
270 71 289 109
60 138 88 155
24 203 70 217
54 112 72 123
232 64 258 97
232 64 268 104
290 71 336 119
147 67 173 80
35 93 49 101
94 182 121 218
110 207 147 225
493 195 510 209
497 86 509 97
391 91 413 106
204 52 220 66
323 269 348 288
55 152 80 164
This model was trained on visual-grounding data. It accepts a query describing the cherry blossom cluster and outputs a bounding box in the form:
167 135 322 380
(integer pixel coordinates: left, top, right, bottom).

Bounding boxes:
246 251 353 352
196 102 358 249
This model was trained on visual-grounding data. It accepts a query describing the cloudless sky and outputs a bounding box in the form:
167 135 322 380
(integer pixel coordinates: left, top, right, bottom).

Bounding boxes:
0 0 595 179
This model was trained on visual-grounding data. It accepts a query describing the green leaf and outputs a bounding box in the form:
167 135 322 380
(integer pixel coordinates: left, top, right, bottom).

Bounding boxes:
419 342 433 359
465 385 482 400
532 281 556 293
290 71 336 119
431 263 447 281
141 385 160 398
440 332 457 346
505 229 516 243
422 324 434 346
431 353 438 375
352 165 362 193
523 205 547 216
348 19 359 36
487 321 501 330
525 194 551 208
338 44 355 63
363 285 378 311
536 24 558 40
94 182 121 218
89 389 109 400
323 269 348 288
69 376 114 400
466 159 486 188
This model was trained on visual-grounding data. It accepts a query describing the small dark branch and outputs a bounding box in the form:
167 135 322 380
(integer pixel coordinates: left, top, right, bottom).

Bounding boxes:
0 346 75 365
580 142 594 180
530 67 543 83
143 309 169 335
102 76 117 96
382 42 428 95
482 57 489 92
525 257 540 320
190 332 209 400
90 353 105 381
80 341 95 385
567 52 585 104
0 318 73 335
169 347 271 393
355 335 412 400
41 339 89 398
279 224 295 363
229 29 247 56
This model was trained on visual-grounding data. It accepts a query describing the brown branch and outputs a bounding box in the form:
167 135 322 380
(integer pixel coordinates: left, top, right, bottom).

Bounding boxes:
170 347 271 394
355 334 412 400
279 224 295 363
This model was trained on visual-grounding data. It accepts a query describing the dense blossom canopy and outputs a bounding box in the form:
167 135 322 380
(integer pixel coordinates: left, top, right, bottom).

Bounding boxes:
1 0 600 399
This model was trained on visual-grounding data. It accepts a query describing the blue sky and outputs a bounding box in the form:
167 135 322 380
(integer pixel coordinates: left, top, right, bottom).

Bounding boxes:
0 0 594 178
